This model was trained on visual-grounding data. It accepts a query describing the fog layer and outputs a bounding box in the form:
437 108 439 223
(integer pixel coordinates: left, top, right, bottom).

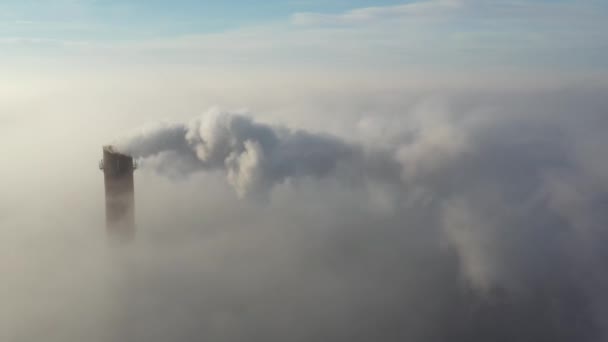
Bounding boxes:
1 76 607 341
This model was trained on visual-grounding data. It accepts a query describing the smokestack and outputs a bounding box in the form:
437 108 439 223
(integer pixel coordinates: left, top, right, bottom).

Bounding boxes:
99 145 136 241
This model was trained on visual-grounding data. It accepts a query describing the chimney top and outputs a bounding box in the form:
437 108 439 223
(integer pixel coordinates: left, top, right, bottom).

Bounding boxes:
103 145 130 157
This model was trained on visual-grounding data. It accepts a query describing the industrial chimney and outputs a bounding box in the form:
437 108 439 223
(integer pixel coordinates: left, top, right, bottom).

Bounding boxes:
99 145 136 241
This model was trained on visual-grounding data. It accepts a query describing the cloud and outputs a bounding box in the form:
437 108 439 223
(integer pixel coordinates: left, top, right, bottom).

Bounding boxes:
2 0 607 72
292 0 464 26
111 86 608 340
2 46 608 341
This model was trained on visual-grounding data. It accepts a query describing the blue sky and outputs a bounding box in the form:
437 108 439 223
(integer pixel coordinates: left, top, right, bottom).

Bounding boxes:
1 0 607 71
0 0 410 39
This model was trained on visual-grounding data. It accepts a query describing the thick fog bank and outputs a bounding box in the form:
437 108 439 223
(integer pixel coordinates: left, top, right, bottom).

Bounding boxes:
2 85 608 341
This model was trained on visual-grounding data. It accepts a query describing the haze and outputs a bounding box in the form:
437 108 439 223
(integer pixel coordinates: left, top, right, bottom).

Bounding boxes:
1 1 608 341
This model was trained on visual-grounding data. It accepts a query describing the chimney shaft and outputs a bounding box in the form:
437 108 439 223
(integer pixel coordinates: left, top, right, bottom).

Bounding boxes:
101 146 135 240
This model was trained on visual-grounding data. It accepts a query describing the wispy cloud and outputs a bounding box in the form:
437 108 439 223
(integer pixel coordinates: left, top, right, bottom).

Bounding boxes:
292 0 463 25
1 0 607 72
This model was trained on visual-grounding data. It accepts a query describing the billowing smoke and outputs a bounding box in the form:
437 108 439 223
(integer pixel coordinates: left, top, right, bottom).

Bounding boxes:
109 92 608 341
113 108 393 198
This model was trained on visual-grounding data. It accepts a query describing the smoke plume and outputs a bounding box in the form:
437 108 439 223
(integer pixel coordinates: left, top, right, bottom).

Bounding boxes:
106 92 608 341
114 108 379 197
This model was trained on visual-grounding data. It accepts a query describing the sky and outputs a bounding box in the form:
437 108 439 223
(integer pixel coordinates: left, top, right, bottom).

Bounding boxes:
1 0 608 71
2 1 608 342
0 0 410 36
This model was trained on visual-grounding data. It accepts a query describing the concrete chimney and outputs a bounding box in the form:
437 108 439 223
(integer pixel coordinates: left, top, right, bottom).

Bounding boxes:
100 145 136 241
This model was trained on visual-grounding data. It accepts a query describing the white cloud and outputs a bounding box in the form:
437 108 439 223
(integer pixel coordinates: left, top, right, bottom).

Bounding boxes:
1 0 606 74
292 0 464 25
2 40 608 339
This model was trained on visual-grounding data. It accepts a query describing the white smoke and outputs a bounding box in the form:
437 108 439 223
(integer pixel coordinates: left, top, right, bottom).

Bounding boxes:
114 108 368 198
